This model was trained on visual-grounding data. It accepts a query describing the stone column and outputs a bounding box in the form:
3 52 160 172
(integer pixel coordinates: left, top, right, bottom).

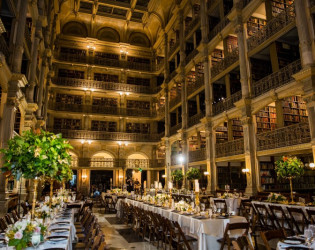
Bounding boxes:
36 58 49 118
43 84 51 128
165 138 172 186
11 0 28 73
26 20 42 102
180 133 189 189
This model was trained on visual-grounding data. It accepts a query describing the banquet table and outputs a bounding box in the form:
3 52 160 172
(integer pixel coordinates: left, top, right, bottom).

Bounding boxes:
211 197 244 213
123 198 248 250
277 239 315 249
0 207 76 250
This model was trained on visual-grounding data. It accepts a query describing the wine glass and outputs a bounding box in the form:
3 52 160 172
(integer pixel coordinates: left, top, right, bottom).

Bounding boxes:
32 232 41 249
304 228 313 247
212 205 217 215
201 203 205 212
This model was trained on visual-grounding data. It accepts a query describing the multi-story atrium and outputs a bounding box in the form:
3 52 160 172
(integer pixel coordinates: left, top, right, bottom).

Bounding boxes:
0 0 315 248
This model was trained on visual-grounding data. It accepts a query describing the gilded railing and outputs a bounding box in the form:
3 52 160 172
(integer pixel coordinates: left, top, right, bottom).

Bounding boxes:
169 41 180 56
53 77 161 94
252 59 301 97
189 148 206 162
187 76 204 95
216 138 244 158
167 70 178 83
74 158 165 168
211 48 239 77
208 16 230 41
170 94 181 109
50 129 161 142
256 123 311 151
213 91 242 116
170 123 182 136
247 4 295 51
185 17 200 36
185 49 199 65
188 112 205 127
49 102 156 117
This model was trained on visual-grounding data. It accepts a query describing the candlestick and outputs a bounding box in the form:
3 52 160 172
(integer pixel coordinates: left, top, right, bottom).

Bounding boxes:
195 191 200 207
169 188 172 208
158 182 162 189
195 180 199 193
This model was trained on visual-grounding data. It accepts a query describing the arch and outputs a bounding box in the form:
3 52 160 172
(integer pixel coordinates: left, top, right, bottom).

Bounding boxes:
127 152 149 169
96 27 120 43
128 32 150 47
62 21 88 37
91 151 114 168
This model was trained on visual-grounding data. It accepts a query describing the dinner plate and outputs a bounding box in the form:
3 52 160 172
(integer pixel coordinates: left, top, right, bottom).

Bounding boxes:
47 236 68 241
217 215 229 219
281 239 304 245
51 228 69 233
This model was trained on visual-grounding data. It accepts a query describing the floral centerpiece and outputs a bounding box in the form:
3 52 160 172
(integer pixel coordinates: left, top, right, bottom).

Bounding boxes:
171 170 184 189
35 205 50 221
5 219 47 250
267 193 288 203
275 156 304 202
220 192 234 199
175 200 192 212
111 188 122 195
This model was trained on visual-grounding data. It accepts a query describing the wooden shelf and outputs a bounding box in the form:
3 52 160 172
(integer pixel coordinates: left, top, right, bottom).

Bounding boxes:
126 123 150 134
256 105 277 134
56 93 83 105
91 120 117 132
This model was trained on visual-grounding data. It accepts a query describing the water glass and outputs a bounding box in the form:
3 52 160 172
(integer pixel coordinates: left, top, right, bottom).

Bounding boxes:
201 203 205 212
309 225 315 235
304 228 313 247
32 233 41 249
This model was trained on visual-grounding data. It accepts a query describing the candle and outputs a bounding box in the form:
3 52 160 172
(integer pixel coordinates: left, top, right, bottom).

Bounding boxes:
195 180 199 192
168 181 173 190
154 181 158 189
158 182 162 189
144 181 146 188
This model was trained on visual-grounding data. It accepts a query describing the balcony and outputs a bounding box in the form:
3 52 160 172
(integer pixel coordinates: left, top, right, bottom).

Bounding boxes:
185 49 199 65
185 17 200 37
76 158 164 168
208 16 230 41
213 91 242 116
247 4 295 51
52 77 161 94
235 0 253 8
216 138 244 158
187 76 204 95
189 148 206 163
167 70 178 83
50 129 161 142
49 102 157 118
169 41 180 57
188 112 205 127
55 52 155 72
256 123 311 151
211 48 239 78
170 95 181 109
252 59 301 97
170 123 182 136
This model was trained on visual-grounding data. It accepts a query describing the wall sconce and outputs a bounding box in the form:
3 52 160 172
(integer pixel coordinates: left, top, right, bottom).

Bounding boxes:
204 171 210 176
119 175 123 179
120 49 128 55
80 140 92 144
162 174 166 178
82 169 87 181
178 155 184 164
117 141 128 146
87 45 95 50
242 168 250 175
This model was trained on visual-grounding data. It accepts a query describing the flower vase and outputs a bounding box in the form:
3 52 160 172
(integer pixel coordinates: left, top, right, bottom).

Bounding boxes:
288 177 294 203
31 178 39 220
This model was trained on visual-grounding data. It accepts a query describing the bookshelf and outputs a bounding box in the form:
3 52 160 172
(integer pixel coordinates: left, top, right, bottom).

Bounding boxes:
189 135 206 151
56 93 83 105
283 96 308 126
217 166 246 190
127 56 150 65
126 123 150 134
126 100 150 109
226 36 238 53
127 77 150 86
58 69 84 79
95 52 119 60
260 162 276 190
211 49 223 65
271 0 294 17
231 118 243 139
247 16 266 37
256 105 277 134
54 118 81 130
276 41 299 69
94 73 119 82
92 97 117 107
216 125 228 143
195 63 204 77
251 58 272 82
91 120 117 132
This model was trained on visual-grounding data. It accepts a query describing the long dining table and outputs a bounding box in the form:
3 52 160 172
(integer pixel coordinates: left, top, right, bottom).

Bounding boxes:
122 198 248 250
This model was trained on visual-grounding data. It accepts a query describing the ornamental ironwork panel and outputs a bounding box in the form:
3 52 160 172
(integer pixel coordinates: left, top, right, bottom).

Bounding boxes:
216 138 244 158
187 76 204 95
211 48 239 77
185 17 200 36
247 4 295 51
188 112 205 128
212 91 242 116
170 123 182 136
188 148 206 162
256 123 311 151
208 16 230 41
170 95 181 109
252 59 301 97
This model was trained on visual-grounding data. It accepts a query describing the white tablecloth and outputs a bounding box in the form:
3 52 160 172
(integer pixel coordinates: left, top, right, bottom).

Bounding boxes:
211 198 243 213
277 240 315 249
124 199 247 250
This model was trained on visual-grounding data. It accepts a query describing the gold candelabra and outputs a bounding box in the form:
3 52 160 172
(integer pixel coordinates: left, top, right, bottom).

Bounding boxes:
195 191 200 207
169 189 172 208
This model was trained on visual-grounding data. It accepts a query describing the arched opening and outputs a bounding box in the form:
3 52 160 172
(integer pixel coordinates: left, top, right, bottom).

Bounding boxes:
126 153 149 191
62 21 88 37
96 27 120 43
128 32 150 47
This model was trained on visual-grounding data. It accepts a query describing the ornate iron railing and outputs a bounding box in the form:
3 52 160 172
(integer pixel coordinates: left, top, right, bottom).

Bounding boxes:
170 94 181 109
256 123 311 151
188 112 205 127
252 59 301 97
216 138 244 158
235 0 253 8
247 4 295 51
213 91 242 116
208 16 230 41
49 102 156 117
185 49 199 65
189 148 206 162
167 70 178 83
211 48 239 77
170 123 182 136
187 75 204 95
311 0 315 7
169 41 180 56
49 129 161 142
185 17 200 36
53 77 161 94
74 158 165 168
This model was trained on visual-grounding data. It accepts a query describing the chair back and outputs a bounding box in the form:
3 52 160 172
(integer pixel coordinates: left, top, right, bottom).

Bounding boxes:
268 204 293 234
287 207 309 234
232 235 254 250
260 229 286 250
220 222 250 250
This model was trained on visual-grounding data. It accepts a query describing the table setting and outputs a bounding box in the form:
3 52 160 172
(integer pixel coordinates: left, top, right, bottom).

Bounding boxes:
277 225 315 249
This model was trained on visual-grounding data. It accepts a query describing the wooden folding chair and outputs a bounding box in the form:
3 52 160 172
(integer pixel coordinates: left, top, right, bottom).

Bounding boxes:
218 222 250 250
260 229 286 250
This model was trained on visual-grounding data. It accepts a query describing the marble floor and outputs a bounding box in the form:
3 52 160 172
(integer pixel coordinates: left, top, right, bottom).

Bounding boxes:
94 210 157 250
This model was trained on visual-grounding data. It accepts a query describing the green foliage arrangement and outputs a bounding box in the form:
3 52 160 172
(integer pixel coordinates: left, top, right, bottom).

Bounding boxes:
186 167 201 180
171 169 184 182
1 130 73 180
275 156 304 179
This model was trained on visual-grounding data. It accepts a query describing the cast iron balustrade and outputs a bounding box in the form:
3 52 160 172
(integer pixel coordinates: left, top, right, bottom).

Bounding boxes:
188 112 205 127
49 102 156 117
167 70 178 83
169 41 180 56
171 155 178 166
71 158 78 168
185 49 199 65
208 16 230 41
256 123 311 151
216 138 244 158
187 75 204 95
170 94 181 109
0 35 9 59
58 52 87 64
189 148 206 162
252 59 301 97
235 0 253 8
185 17 200 36
53 77 161 94
212 91 242 116
50 129 161 142
211 48 239 77
158 131 165 139
170 123 182 136
156 59 165 71
247 4 295 51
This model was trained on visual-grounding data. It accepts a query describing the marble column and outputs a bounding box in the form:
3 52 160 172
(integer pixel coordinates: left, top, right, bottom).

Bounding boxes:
165 138 172 187
36 59 48 118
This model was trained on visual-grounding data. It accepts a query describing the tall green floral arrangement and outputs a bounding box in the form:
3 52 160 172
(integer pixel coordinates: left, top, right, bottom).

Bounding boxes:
275 156 304 202
1 130 73 180
171 169 183 182
186 168 201 180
